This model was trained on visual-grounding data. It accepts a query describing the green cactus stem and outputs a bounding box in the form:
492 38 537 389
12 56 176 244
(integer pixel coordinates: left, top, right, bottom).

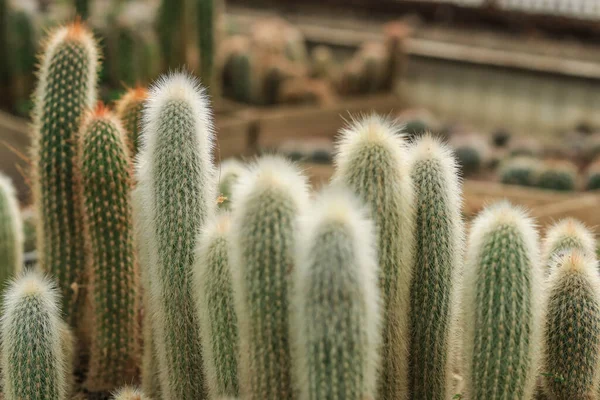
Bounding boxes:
0 174 23 285
116 87 148 158
217 159 244 210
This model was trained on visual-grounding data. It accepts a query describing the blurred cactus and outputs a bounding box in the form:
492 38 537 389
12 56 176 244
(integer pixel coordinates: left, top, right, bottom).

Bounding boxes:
31 22 98 326
499 156 539 187
7 6 36 115
217 159 244 210
112 387 151 400
542 251 600 399
542 218 596 272
21 207 36 254
194 213 239 398
463 202 542 399
75 0 90 19
310 45 336 80
332 115 414 400
0 0 8 90
536 160 578 191
197 0 217 92
59 321 76 398
157 0 187 70
585 160 600 190
0 174 23 284
293 188 381 400
230 156 309 400
116 87 148 158
78 106 139 391
136 73 214 399
407 135 463 399
1 272 68 400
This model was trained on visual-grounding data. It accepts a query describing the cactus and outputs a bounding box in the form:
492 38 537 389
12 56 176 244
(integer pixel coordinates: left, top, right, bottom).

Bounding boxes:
31 22 98 326
136 72 214 399
407 135 464 400
0 174 23 283
197 0 217 92
0 0 8 89
21 207 37 254
157 0 187 70
499 156 539 187
75 0 90 19
293 187 381 400
78 106 140 391
230 50 253 103
332 115 414 400
193 213 239 398
585 161 600 191
541 250 600 399
462 202 542 399
7 7 36 115
542 218 596 272
536 160 577 191
1 272 68 400
116 87 148 158
454 145 481 177
217 159 244 210
59 321 76 397
230 156 309 400
112 387 151 400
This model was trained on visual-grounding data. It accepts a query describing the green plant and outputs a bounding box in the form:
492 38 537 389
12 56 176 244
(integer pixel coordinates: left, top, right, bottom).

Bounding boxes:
0 174 23 285
585 161 600 191
1 272 69 400
112 387 151 400
136 72 214 399
7 7 36 114
498 156 539 187
407 135 463 400
156 0 187 70
31 22 98 326
332 115 414 400
78 106 140 391
541 218 596 272
230 156 309 400
536 160 577 191
293 187 381 400
21 207 36 254
217 159 245 210
116 87 148 158
462 202 542 399
193 213 239 398
75 0 90 19
197 0 217 92
541 250 600 399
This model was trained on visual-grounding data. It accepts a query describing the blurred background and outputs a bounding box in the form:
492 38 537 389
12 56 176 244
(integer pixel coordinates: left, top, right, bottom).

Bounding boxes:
1 0 600 226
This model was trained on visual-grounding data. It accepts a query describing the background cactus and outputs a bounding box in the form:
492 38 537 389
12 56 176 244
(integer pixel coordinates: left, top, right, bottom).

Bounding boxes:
407 135 463 400
197 0 217 92
332 115 414 400
0 174 23 285
536 160 578 191
585 160 600 190
156 0 187 70
112 387 151 400
7 6 36 115
293 187 381 400
462 202 542 399
136 73 214 399
542 250 600 399
498 156 539 187
1 272 68 400
78 106 139 391
193 213 239 398
75 0 90 19
230 156 309 400
31 22 98 326
541 218 596 272
217 159 244 210
116 87 148 158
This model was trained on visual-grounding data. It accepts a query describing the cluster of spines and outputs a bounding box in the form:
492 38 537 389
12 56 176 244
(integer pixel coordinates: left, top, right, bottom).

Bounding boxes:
31 22 98 326
0 174 23 285
293 187 381 400
194 213 239 398
230 156 309 399
112 387 151 400
541 250 600 398
462 202 542 399
407 135 463 400
332 115 414 400
78 106 139 391
136 72 215 399
1 272 68 400
116 87 148 158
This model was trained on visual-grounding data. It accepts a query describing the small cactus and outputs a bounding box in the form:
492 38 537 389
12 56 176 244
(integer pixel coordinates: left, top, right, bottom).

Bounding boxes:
536 160 578 191
332 115 414 400
498 156 539 187
230 156 309 400
31 22 99 326
0 174 23 283
136 72 215 400
541 250 600 399
116 87 148 158
293 187 381 400
541 218 596 272
1 272 68 400
193 213 239 398
585 160 600 191
407 135 464 400
217 159 245 210
112 387 151 400
462 202 542 399
78 106 139 391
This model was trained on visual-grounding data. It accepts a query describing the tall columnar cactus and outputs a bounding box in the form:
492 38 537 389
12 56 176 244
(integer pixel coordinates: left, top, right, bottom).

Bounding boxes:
407 135 463 400
332 115 414 400
137 72 215 399
230 156 309 400
8 7 36 112
217 159 244 210
463 202 542 399
157 0 187 70
78 106 139 391
1 272 68 400
542 218 596 272
197 0 218 92
293 188 381 400
541 250 600 398
112 387 151 400
116 87 148 158
31 22 98 326
193 213 239 398
0 174 23 283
